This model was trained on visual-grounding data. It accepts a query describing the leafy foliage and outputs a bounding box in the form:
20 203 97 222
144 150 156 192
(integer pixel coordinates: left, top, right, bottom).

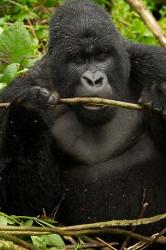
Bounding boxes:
0 22 38 65
111 0 166 45
0 212 65 250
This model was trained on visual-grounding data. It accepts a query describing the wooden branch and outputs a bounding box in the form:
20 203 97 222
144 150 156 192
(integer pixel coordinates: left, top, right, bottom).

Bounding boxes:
58 213 166 231
0 227 165 245
0 96 164 116
66 241 118 249
0 214 165 247
59 97 143 111
0 103 10 108
0 213 166 234
124 0 166 48
120 189 148 250
141 227 166 249
0 96 155 115
95 237 118 250
0 97 143 111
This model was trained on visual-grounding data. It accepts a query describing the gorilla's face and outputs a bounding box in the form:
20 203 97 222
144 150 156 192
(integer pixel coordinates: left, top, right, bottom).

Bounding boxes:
49 1 130 125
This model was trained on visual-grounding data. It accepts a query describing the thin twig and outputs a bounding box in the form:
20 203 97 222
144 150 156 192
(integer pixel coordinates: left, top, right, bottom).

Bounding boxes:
0 228 165 245
60 97 143 111
127 241 147 250
96 237 118 250
0 96 155 116
57 213 166 231
120 189 148 249
0 103 10 108
66 241 118 249
0 96 163 116
0 96 163 117
0 213 166 232
0 214 166 245
140 228 166 250
0 214 165 246
0 97 143 111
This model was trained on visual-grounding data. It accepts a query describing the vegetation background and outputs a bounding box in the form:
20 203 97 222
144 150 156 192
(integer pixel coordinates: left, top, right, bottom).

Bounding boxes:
0 0 165 90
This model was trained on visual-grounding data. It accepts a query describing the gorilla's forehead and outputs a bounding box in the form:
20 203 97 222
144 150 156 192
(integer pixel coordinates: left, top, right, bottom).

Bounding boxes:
78 37 113 57
49 0 119 53
61 13 115 36
55 32 114 60
54 20 117 53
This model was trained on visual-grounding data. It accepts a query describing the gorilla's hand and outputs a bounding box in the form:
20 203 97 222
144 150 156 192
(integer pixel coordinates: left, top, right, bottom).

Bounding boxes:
29 86 59 108
7 86 59 131
139 82 166 119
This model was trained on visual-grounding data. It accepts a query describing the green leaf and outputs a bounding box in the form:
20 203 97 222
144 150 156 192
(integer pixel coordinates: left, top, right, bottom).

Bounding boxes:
31 235 47 248
24 218 34 227
0 27 3 35
0 22 37 66
0 215 8 225
44 234 65 247
0 215 14 225
1 63 20 84
31 234 65 248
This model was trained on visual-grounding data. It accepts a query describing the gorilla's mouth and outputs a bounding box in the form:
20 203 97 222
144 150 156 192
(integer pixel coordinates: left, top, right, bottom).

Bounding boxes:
82 104 106 111
79 95 108 111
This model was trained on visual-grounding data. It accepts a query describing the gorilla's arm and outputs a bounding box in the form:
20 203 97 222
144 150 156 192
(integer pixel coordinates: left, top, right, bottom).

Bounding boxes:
127 42 166 88
0 55 61 215
126 42 166 112
127 42 166 151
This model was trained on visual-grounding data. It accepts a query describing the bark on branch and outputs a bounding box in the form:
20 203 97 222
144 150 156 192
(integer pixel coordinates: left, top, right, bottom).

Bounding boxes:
60 97 143 111
0 97 163 116
0 228 165 245
0 96 159 116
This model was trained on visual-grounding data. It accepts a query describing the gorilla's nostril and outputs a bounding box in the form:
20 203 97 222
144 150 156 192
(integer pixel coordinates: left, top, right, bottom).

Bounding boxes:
95 77 104 87
83 76 94 86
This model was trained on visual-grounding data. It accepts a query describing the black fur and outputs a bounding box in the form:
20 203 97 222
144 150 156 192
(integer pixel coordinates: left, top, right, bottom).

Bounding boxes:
0 0 166 247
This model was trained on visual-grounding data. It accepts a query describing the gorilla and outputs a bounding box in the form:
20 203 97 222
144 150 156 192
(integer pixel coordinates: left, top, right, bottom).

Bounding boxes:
0 0 166 241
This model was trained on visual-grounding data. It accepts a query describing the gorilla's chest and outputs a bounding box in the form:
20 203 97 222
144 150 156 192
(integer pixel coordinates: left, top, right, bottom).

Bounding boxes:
58 138 166 225
52 108 166 225
51 107 145 164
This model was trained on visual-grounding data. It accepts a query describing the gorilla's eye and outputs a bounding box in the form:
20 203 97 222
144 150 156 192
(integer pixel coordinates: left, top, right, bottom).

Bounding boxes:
74 56 85 64
96 53 108 62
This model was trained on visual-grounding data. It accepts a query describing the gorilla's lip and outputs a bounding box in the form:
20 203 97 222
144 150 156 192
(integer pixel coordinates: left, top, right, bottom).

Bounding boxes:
80 95 108 111
82 104 105 111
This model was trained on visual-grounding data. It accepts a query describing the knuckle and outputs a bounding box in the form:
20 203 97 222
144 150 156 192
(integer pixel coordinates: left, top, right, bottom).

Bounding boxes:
39 88 50 96
30 86 41 94
48 92 59 105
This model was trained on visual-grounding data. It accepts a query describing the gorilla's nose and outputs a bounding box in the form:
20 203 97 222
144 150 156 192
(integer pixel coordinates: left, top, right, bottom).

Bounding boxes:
81 71 106 88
